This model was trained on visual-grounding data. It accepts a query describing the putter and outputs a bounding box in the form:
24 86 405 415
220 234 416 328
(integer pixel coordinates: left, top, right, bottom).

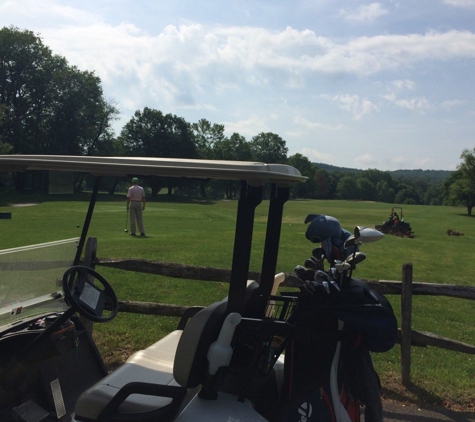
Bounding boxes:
125 208 129 232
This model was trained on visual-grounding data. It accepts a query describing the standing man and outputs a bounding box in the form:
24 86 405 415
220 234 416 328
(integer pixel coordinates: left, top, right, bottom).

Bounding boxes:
127 177 146 236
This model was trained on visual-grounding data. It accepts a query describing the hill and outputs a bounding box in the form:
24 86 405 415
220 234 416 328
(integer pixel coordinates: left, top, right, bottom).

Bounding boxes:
314 163 452 185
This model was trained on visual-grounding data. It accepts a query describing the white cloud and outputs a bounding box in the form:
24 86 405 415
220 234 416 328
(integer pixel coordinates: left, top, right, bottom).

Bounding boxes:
355 154 377 168
222 115 269 138
34 19 475 95
394 97 432 111
382 92 397 102
414 157 434 167
339 3 389 23
382 91 433 112
440 99 466 110
443 0 475 8
323 94 379 120
301 148 333 163
293 116 344 131
0 0 99 26
390 79 415 91
390 156 408 168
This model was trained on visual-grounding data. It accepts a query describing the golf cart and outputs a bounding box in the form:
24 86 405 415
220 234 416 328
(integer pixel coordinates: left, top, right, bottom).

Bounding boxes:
0 155 396 422
0 155 308 422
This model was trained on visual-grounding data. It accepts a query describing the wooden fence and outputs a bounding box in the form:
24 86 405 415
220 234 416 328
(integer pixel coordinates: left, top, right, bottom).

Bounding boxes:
83 238 475 385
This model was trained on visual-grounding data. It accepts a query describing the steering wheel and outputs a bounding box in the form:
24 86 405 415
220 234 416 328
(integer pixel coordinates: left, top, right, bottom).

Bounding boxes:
62 265 119 323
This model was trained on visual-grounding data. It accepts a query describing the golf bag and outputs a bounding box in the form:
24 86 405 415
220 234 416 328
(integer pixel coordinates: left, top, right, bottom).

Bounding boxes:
273 276 397 422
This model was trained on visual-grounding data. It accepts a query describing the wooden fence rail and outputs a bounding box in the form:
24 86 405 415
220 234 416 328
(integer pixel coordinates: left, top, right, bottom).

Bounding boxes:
85 240 475 385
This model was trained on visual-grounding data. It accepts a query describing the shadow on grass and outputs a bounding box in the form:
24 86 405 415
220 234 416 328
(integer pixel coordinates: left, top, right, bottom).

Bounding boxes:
381 381 475 421
382 381 443 407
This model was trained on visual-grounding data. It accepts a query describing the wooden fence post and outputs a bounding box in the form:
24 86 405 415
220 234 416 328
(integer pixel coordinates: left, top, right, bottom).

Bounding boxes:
81 237 97 334
401 262 413 386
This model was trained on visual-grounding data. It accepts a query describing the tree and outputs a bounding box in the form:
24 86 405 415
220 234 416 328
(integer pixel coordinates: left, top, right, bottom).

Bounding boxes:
356 177 376 201
423 184 443 205
191 118 225 159
376 180 395 203
249 132 288 163
0 26 118 189
121 108 196 158
0 104 11 154
314 168 336 199
444 149 475 215
336 176 360 200
287 153 317 199
213 133 252 162
394 185 420 205
360 169 393 187
190 119 226 197
120 108 197 196
210 133 253 199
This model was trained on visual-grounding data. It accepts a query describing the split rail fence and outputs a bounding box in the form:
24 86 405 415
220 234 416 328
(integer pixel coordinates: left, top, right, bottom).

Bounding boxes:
83 237 475 386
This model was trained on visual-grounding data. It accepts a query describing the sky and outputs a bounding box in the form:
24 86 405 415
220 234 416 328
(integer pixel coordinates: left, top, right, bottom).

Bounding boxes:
1 0 475 171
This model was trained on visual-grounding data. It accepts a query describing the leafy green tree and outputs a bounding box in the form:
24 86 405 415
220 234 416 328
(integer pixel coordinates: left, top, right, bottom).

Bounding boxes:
213 133 252 162
0 26 117 155
0 26 118 190
376 180 395 203
209 133 253 199
336 176 360 200
190 119 227 197
423 184 443 205
360 169 393 186
320 170 339 199
120 108 197 196
444 149 475 215
287 153 317 198
249 132 288 163
394 185 420 204
356 177 376 201
0 104 11 154
191 118 225 159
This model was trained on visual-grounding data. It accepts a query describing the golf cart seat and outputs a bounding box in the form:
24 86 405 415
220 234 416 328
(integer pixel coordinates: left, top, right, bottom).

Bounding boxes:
74 281 259 422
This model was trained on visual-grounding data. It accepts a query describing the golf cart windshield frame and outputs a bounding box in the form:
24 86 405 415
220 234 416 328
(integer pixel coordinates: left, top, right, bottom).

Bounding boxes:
0 155 306 316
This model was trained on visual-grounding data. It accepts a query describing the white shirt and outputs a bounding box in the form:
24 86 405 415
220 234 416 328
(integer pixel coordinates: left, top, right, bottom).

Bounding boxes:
127 185 145 201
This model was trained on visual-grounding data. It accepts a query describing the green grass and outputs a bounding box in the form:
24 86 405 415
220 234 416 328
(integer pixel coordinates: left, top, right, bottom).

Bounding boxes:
1 193 475 407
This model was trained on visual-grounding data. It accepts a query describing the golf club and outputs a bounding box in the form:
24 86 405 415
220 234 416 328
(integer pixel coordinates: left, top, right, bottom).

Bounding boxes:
125 207 129 232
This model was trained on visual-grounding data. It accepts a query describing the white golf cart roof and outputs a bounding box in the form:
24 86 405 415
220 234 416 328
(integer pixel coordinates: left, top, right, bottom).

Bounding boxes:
0 155 306 186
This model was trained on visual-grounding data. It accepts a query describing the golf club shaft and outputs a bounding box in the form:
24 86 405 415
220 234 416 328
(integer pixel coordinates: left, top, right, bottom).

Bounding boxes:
125 207 129 232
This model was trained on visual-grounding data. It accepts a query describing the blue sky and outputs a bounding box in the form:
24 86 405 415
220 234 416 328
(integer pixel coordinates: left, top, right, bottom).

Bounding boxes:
1 0 475 171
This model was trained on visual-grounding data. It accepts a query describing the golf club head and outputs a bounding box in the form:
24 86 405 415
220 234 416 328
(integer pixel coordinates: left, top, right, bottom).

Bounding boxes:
312 247 325 259
304 259 318 270
334 261 352 273
314 269 331 281
305 256 324 271
344 235 356 249
284 273 306 288
346 252 366 268
355 226 384 244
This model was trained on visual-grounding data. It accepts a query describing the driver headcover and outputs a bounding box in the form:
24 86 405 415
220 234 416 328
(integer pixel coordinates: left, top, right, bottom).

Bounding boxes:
304 214 353 261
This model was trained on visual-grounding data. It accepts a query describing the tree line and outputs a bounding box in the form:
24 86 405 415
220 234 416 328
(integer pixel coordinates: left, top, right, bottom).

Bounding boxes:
1 26 474 212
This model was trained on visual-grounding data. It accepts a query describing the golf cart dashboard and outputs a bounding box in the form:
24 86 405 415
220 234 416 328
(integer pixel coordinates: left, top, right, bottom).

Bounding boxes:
0 313 107 422
0 312 63 336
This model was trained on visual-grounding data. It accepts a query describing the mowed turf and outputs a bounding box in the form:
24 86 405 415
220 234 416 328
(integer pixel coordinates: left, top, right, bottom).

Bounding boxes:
1 194 474 407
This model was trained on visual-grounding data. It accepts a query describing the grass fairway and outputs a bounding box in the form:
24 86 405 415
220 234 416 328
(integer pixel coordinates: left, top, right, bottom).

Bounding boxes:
1 193 474 408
